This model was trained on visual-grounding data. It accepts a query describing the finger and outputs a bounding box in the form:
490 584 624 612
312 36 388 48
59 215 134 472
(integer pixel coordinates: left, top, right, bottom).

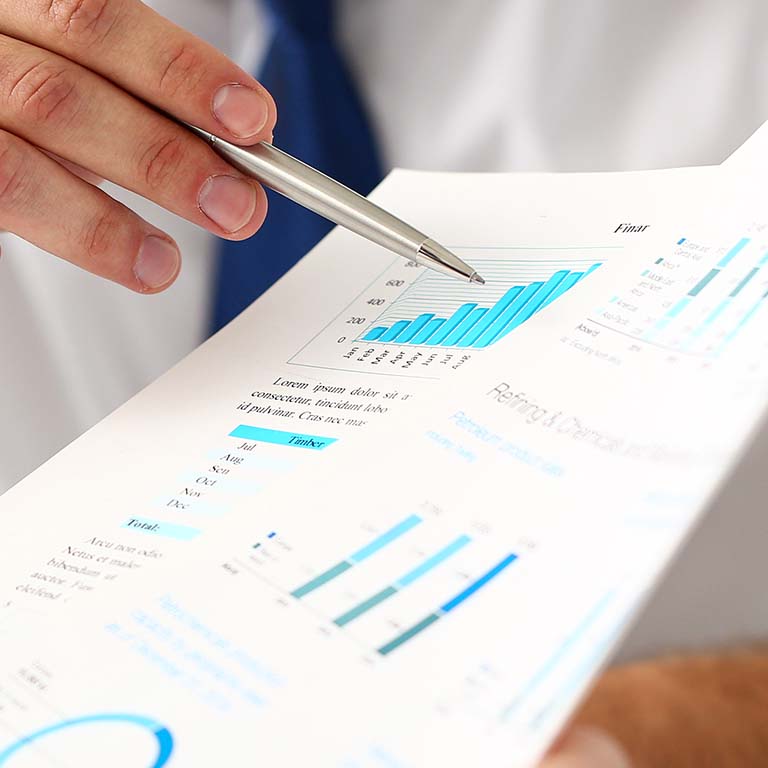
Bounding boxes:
1 0 276 145
0 128 180 293
43 151 103 185
0 35 268 240
539 726 632 768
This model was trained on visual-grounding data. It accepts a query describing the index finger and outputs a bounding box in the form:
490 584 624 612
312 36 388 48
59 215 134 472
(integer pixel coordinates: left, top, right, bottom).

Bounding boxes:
2 0 277 144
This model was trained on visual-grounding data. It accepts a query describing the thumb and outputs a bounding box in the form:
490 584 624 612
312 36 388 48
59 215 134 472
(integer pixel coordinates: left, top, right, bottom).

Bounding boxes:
538 726 632 768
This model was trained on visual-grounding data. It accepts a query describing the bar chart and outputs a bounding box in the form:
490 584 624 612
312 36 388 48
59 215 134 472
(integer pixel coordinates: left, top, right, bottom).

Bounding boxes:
576 231 768 368
232 512 520 658
291 246 618 377
360 261 601 350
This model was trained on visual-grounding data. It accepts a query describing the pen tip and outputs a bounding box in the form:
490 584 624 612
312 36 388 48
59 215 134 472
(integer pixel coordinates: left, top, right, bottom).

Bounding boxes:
470 273 486 285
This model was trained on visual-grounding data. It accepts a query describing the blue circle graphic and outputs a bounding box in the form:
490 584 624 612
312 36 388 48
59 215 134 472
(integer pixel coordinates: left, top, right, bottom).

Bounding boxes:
0 714 173 766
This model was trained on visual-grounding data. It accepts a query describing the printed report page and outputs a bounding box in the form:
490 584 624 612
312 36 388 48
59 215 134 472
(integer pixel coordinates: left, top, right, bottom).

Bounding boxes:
4 156 768 765
0 164 711 615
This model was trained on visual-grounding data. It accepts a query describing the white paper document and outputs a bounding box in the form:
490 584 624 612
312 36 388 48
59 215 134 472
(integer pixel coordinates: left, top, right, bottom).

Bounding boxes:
2 135 768 766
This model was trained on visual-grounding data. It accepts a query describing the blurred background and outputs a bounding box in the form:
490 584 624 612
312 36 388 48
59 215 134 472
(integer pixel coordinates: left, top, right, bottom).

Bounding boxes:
1 0 767 662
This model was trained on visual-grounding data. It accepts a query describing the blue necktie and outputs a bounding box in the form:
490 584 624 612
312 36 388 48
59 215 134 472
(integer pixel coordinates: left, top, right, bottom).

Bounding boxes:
210 0 384 334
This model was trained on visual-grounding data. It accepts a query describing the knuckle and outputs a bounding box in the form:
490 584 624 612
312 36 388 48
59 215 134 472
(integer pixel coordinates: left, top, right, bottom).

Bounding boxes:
157 43 205 99
82 207 121 266
0 133 29 210
8 60 81 127
138 135 186 191
45 0 122 46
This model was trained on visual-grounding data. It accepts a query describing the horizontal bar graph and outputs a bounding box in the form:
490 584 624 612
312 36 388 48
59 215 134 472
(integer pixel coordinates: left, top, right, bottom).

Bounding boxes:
377 553 518 655
361 263 602 349
333 535 471 627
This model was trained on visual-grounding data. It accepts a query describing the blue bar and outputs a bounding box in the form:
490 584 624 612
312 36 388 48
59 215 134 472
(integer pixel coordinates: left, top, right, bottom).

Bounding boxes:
378 613 441 656
688 268 720 297
334 586 398 626
362 327 387 341
397 535 472 587
409 317 445 344
440 307 487 346
759 252 768 267
730 268 759 297
677 237 686 245
428 303 477 345
396 313 435 343
537 272 583 311
703 299 731 326
122 517 201 541
453 286 523 347
474 282 543 347
349 515 422 563
500 270 571 336
291 561 353 598
229 425 336 450
655 258 664 264
440 553 518 613
380 320 411 342
717 237 750 267
667 297 690 318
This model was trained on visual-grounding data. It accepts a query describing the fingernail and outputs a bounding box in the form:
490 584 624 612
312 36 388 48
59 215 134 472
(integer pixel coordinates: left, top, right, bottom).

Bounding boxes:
198 175 257 233
134 236 180 290
213 84 269 139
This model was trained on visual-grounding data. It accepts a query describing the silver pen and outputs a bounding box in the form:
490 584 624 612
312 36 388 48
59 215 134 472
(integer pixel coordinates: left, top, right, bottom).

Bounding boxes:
186 124 484 284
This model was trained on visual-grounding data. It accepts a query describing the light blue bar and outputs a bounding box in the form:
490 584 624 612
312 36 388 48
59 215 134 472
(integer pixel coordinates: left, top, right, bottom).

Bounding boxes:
703 299 731 326
453 286 523 347
501 269 571 335
380 320 411 342
349 514 422 563
474 282 543 347
396 313 435 343
362 326 387 341
440 553 518 613
677 237 686 245
717 237 750 267
397 535 471 587
730 268 759 297
759 252 768 267
667 297 690 318
441 307 488 346
122 517 201 541
410 317 445 344
538 272 584 311
428 303 477 344
230 425 336 450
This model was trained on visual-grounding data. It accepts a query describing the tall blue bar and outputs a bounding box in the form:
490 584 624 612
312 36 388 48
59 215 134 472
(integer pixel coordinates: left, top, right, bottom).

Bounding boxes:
474 282 543 347
500 270 570 337
362 327 387 341
428 303 477 345
380 319 411 342
453 286 523 348
717 237 750 267
538 272 583 311
396 313 435 343
441 307 487 346
409 317 445 344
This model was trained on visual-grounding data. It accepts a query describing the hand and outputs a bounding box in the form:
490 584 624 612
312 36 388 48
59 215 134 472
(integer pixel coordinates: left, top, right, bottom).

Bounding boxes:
538 726 632 768
0 0 277 292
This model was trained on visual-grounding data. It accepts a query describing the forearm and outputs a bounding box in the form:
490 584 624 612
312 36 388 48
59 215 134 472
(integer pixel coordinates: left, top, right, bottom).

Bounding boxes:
572 648 768 767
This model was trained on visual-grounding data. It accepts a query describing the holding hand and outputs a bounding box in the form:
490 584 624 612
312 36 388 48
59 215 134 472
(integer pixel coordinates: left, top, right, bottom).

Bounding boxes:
539 726 632 768
0 0 276 291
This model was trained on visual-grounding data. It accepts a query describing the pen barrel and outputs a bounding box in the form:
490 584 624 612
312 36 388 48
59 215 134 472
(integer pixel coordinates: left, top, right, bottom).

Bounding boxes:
211 141 427 260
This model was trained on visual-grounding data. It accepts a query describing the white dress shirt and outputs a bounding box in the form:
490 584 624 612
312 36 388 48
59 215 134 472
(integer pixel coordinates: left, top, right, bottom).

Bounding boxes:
1 0 767 659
